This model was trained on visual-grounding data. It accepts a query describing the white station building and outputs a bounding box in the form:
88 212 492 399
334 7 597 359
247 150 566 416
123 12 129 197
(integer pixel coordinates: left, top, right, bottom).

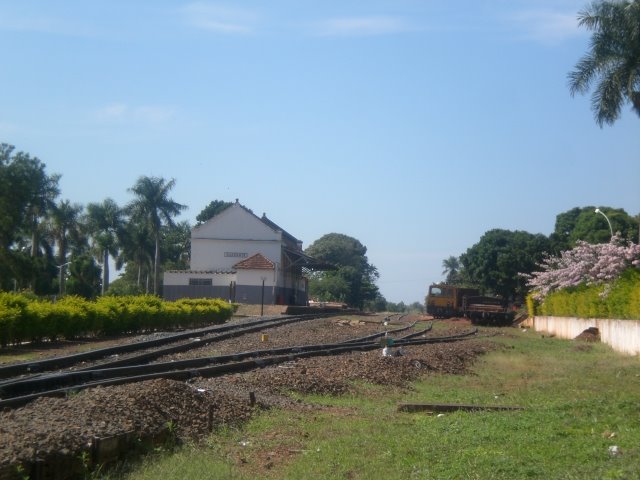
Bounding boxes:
163 200 330 305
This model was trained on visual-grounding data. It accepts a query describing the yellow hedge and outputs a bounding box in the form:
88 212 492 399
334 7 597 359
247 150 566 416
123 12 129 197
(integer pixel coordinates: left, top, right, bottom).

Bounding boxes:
527 268 640 320
0 294 233 346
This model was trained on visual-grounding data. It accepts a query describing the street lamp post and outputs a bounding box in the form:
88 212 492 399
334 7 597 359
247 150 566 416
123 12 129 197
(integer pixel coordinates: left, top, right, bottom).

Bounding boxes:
595 208 613 240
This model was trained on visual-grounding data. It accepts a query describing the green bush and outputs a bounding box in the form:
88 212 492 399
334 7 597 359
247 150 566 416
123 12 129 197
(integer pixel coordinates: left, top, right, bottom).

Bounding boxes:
0 294 234 346
526 294 538 317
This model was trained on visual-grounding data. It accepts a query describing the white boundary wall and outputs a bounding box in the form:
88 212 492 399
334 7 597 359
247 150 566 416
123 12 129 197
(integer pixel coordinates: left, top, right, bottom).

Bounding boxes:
524 316 640 356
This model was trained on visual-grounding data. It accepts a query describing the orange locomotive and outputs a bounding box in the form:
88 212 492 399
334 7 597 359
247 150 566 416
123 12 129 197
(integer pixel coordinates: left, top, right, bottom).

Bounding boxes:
425 283 514 325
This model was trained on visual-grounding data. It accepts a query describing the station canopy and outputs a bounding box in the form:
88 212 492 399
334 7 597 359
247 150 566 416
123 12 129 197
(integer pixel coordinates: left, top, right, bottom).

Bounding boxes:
282 247 336 272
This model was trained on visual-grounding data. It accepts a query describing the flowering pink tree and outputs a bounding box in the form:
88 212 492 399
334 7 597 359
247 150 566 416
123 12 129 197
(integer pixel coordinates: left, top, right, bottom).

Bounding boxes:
524 235 640 300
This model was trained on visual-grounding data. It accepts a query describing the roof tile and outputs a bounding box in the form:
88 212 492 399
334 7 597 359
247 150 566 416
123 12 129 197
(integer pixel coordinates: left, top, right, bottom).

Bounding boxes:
233 253 275 270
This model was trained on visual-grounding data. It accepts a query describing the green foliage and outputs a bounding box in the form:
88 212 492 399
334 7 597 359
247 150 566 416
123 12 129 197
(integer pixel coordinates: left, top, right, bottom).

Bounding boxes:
195 200 233 225
160 221 191 270
442 255 463 283
460 229 551 300
0 294 233 346
538 268 640 319
568 0 640 126
86 198 125 294
305 233 379 309
526 293 538 317
65 253 102 299
127 176 187 295
363 293 387 312
551 206 638 251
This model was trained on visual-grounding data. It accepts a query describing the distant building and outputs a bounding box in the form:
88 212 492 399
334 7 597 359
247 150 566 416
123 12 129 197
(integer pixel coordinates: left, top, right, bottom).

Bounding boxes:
163 200 330 305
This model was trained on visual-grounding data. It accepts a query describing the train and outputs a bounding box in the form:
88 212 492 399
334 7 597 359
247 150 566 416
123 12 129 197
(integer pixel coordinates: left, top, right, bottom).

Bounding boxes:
425 283 514 325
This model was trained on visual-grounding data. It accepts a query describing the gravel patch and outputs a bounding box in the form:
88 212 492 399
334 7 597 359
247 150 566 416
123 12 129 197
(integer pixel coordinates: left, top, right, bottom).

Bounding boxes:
0 315 493 476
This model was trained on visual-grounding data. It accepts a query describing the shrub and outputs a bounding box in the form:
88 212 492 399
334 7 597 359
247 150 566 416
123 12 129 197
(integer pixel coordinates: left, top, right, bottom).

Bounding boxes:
536 269 640 319
0 294 234 346
525 236 640 301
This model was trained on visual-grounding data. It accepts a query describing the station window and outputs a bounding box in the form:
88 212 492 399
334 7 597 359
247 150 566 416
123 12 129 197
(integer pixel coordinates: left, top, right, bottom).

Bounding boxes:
189 278 212 286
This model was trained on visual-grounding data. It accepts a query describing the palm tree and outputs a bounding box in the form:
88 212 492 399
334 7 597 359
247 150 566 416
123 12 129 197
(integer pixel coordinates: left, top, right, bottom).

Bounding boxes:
568 0 640 126
118 221 155 291
49 200 84 294
127 177 186 295
25 165 60 259
86 198 125 295
442 256 461 283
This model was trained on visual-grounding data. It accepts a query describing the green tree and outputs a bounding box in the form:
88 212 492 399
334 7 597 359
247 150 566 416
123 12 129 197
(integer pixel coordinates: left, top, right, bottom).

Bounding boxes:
65 253 101 299
568 0 640 126
0 143 60 292
363 293 387 312
161 220 192 271
304 233 379 309
86 198 125 295
127 177 186 295
551 206 638 250
460 229 552 300
49 200 84 294
442 256 461 283
196 200 233 225
118 221 154 292
121 222 155 293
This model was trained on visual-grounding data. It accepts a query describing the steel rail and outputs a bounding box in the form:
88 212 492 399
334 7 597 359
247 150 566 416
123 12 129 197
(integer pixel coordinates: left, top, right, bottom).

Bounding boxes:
0 314 331 381
0 324 435 399
0 322 434 400
0 328 477 408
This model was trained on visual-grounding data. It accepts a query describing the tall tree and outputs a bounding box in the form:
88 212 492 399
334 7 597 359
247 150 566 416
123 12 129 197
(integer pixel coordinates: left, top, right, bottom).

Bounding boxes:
86 198 124 295
127 177 186 295
0 144 60 291
118 221 154 291
460 229 552 301
49 200 84 294
25 166 60 260
161 220 192 271
64 253 102 299
551 206 638 251
304 233 379 308
442 256 461 283
568 0 640 126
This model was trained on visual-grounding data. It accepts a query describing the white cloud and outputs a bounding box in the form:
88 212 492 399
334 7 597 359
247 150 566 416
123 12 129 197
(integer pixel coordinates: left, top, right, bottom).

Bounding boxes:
180 2 258 34
95 103 174 124
508 10 582 44
315 15 412 37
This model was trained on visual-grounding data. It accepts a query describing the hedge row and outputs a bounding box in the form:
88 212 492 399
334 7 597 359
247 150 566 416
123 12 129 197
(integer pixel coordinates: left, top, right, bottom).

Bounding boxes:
527 268 640 320
0 294 234 347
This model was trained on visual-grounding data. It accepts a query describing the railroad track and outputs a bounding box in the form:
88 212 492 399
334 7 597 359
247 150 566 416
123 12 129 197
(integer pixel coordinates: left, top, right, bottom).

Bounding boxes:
0 314 334 381
0 319 478 409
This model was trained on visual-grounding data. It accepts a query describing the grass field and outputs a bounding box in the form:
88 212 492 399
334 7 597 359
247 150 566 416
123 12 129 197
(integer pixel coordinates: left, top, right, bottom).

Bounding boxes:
108 327 640 480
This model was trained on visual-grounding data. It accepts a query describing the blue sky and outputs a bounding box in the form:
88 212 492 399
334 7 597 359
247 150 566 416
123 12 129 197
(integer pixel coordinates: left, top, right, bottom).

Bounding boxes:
1 1 638 304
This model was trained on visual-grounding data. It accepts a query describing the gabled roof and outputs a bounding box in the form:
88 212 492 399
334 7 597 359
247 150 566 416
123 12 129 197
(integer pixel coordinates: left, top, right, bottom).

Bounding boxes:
192 200 301 248
233 253 275 270
258 212 300 247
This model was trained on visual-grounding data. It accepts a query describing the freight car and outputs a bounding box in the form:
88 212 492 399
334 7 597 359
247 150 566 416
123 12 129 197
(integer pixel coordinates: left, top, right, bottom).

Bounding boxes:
425 283 514 325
